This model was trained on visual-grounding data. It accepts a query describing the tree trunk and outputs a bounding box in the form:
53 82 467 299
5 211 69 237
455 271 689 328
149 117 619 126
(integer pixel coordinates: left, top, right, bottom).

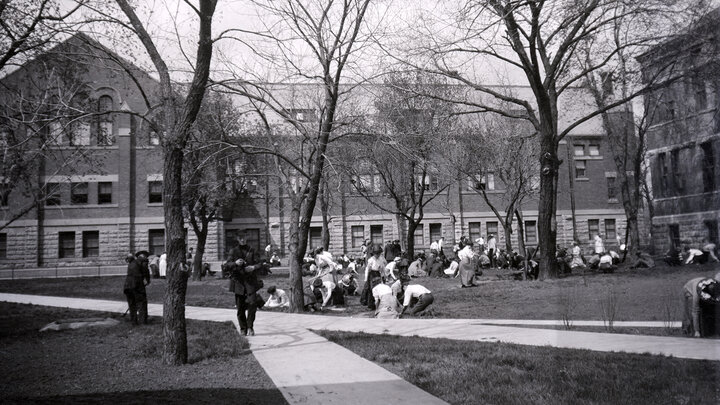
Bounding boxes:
502 221 513 253
537 137 559 280
192 221 207 280
162 146 189 366
406 220 418 259
515 209 526 256
320 180 330 250
287 207 305 312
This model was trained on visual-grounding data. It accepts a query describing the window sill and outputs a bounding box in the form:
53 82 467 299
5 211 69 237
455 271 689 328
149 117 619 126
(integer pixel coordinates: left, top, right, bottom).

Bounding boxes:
45 204 119 209
608 198 619 203
48 145 119 150
575 177 590 182
574 156 603 160
147 202 163 207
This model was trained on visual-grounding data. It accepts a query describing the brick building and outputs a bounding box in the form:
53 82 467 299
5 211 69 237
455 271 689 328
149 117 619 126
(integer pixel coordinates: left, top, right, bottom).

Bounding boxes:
640 9 720 254
0 34 628 269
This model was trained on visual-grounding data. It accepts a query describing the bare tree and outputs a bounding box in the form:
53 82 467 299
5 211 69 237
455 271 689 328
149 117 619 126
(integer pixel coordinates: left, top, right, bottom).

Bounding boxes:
405 0 704 278
113 0 218 365
453 115 539 253
344 72 455 258
218 0 374 312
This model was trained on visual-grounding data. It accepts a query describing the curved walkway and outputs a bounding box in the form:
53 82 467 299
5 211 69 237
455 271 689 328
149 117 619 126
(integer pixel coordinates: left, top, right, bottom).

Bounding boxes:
2 293 718 405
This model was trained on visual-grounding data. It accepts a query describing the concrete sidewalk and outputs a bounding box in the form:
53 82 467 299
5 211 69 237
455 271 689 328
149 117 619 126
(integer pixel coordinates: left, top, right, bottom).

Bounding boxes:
2 293 719 404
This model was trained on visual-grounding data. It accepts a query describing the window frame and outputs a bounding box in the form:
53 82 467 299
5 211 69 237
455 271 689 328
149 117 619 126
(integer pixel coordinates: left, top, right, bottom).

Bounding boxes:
701 142 715 193
45 183 61 206
607 176 617 200
70 182 89 205
148 229 165 256
588 219 600 240
486 221 498 239
148 181 163 203
0 233 6 259
351 225 364 248
58 231 75 258
524 220 537 244
98 182 113 204
604 219 617 240
575 160 587 178
82 230 100 258
413 223 424 247
370 225 383 245
468 222 482 242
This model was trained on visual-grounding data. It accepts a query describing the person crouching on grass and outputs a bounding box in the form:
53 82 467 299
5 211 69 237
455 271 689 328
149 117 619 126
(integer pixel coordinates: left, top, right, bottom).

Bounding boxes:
265 285 289 309
399 277 434 317
683 273 720 337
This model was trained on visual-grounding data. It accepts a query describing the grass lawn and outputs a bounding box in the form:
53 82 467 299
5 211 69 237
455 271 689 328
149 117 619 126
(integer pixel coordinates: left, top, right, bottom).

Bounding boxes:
0 302 287 404
1 262 719 325
318 330 720 405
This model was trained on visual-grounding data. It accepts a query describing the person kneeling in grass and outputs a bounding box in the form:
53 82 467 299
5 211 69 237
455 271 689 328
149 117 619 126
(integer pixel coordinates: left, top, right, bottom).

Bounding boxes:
373 281 401 319
399 279 434 317
265 285 289 309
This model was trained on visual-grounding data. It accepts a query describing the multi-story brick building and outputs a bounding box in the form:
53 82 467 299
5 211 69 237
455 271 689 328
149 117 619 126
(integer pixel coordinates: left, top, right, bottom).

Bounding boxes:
640 9 720 254
0 33 628 269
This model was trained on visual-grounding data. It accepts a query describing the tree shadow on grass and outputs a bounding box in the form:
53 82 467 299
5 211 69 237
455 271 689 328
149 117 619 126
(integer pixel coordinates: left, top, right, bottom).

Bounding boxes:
3 388 288 405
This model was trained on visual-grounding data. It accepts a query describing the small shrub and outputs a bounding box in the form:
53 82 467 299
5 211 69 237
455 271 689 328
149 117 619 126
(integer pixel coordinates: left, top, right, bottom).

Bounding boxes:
600 288 619 332
558 288 577 330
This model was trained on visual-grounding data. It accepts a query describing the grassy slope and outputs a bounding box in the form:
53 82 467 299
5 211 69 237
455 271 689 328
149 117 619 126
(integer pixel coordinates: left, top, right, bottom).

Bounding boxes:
1 263 719 322
0 302 287 404
319 330 720 405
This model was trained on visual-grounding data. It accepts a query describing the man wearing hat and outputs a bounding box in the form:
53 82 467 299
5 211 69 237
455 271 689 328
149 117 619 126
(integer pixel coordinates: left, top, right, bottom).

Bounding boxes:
123 252 151 325
487 234 497 269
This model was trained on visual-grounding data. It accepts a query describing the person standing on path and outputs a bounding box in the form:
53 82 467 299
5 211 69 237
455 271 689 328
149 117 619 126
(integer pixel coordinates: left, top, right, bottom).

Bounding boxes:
123 253 150 325
229 237 261 336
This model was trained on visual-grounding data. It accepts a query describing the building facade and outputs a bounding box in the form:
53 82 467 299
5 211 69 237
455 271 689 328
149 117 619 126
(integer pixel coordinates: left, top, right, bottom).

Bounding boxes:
0 34 629 269
640 9 720 254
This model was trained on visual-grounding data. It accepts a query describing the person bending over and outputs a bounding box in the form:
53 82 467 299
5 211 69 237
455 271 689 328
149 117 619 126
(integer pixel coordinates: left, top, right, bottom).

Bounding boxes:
265 285 289 308
683 274 720 337
372 282 401 319
399 280 434 317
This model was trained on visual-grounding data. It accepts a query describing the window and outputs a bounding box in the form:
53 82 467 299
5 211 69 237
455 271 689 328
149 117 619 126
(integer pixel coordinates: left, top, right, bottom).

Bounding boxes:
706 220 718 245
355 175 371 192
574 144 585 156
658 153 668 196
98 182 112 204
486 221 498 238
49 121 63 145
605 219 616 240
70 182 88 204
82 231 99 257
59 231 75 258
607 176 617 199
429 223 442 243
429 176 439 192
666 99 675 120
0 183 9 206
588 219 600 240
671 149 683 193
148 181 162 203
469 222 482 242
97 95 114 145
245 228 261 252
290 108 316 122
575 160 586 178
309 227 322 250
370 225 383 245
468 174 494 191
701 142 715 192
0 233 6 258
148 229 165 256
372 174 382 193
693 77 707 111
588 144 600 156
224 229 240 256
351 225 364 248
413 224 424 247
524 221 537 244
70 122 91 146
668 224 680 249
45 183 61 206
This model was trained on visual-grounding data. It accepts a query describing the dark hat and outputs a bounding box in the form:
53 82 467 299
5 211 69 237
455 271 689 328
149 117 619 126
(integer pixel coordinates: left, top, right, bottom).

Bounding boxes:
125 253 136 262
312 278 323 288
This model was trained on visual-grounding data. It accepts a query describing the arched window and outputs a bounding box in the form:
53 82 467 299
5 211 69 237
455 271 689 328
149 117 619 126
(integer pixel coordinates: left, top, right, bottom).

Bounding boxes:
97 95 114 145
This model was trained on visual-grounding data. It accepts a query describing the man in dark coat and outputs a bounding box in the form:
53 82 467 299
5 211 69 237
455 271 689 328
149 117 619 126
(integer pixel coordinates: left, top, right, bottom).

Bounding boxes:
384 240 395 262
228 237 261 336
123 253 150 325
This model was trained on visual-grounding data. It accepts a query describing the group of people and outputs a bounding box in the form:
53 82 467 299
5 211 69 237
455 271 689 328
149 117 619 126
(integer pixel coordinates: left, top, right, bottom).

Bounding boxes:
664 239 719 266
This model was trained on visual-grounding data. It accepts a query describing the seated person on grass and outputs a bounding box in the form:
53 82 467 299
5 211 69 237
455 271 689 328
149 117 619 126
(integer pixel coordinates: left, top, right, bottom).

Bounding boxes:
265 285 289 308
682 273 720 337
339 273 359 296
443 259 459 277
630 251 655 269
598 253 616 273
373 282 401 319
304 280 321 312
399 279 434 317
408 253 427 278
269 252 281 267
